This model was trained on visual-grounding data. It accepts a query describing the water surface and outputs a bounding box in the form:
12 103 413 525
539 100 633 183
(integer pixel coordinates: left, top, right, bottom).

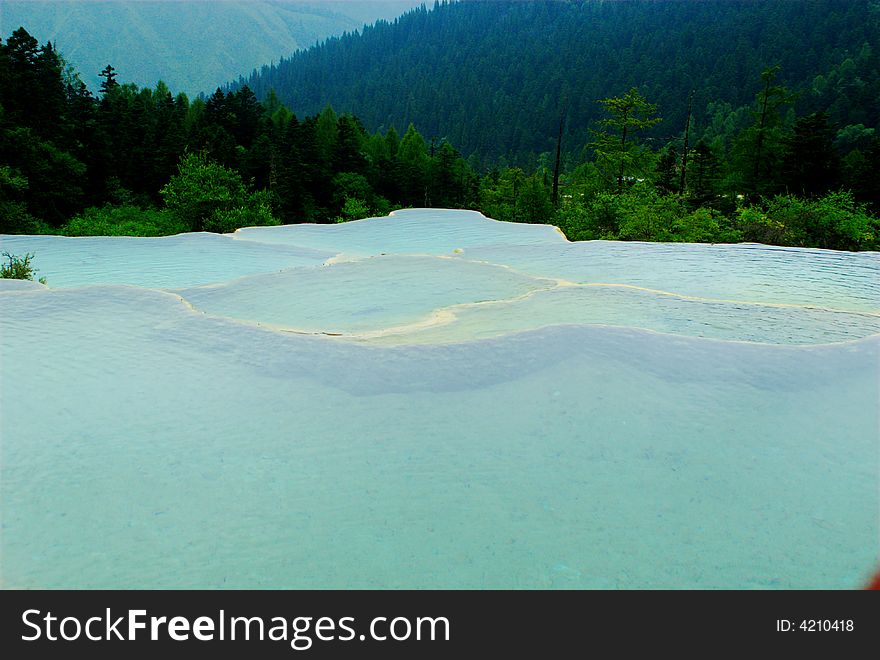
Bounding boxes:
2 210 877 589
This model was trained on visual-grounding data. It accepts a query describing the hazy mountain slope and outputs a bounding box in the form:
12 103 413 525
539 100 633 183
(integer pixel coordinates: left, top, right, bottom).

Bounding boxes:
0 0 421 95
233 0 879 162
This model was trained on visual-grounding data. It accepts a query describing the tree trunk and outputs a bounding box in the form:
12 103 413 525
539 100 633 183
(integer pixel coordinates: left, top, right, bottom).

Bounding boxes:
552 102 568 207
753 74 772 192
679 89 694 194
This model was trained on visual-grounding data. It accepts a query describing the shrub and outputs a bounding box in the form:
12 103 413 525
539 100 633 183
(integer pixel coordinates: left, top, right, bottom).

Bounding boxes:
555 191 621 240
161 152 280 232
737 191 878 250
1 251 46 284
670 207 742 244
333 197 372 223
63 205 188 237
556 186 741 243
206 191 280 233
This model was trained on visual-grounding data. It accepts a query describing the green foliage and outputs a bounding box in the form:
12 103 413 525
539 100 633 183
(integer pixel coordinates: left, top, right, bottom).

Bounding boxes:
208 203 279 234
729 66 795 199
1 251 46 284
782 111 839 196
670 207 742 244
2 127 87 226
590 88 662 193
395 123 430 205
554 192 621 241
517 175 554 224
237 1 879 167
655 147 679 195
0 164 51 234
555 186 741 244
63 205 188 237
736 191 878 251
1 21 877 251
160 152 278 232
685 140 724 210
333 197 372 223
331 172 373 210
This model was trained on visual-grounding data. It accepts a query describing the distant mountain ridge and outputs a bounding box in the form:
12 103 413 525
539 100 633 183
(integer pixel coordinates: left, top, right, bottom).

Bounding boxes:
232 0 880 163
0 0 421 95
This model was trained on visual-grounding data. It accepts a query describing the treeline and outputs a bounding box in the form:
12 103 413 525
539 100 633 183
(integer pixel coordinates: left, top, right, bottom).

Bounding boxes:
1 27 878 251
234 0 880 166
0 27 477 236
483 73 880 251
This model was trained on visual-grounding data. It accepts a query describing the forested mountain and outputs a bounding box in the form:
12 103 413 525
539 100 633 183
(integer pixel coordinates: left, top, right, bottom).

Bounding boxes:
235 0 880 165
0 0 421 95
2 14 878 252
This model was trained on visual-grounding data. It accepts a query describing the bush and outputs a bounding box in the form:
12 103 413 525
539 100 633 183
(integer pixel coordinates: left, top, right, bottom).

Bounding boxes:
555 186 741 243
479 169 553 224
0 204 53 235
63 205 188 237
671 207 742 244
555 191 620 240
206 191 280 233
333 197 372 223
331 172 373 210
615 189 682 241
161 152 281 233
1 251 46 284
736 191 878 250
0 165 53 234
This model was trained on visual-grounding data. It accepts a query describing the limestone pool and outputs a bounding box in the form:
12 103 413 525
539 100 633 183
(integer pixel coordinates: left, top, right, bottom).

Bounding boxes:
1 209 877 588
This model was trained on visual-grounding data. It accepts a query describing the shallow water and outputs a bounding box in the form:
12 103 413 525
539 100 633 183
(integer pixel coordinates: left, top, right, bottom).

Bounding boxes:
459 240 880 312
1 210 877 589
0 232 333 288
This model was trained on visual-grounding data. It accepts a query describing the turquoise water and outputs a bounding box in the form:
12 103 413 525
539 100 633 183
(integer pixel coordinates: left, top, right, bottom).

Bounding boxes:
0 232 333 288
1 210 878 589
177 255 551 334
231 208 564 257
459 241 880 312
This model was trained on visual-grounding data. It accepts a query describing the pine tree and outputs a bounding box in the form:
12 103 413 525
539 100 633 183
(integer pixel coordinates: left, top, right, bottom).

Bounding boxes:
99 64 119 95
590 88 662 193
396 123 430 206
686 140 722 209
782 111 838 197
655 146 679 195
333 114 367 175
731 66 794 199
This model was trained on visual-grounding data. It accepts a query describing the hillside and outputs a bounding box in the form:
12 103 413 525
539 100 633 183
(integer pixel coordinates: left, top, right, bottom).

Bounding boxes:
0 0 421 95
234 0 880 163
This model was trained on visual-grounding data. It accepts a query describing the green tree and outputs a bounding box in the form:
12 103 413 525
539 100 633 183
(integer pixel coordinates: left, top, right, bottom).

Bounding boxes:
781 111 839 197
3 126 86 226
736 191 878 250
333 197 372 223
99 64 119 95
395 123 430 206
654 146 679 195
590 88 662 193
479 167 549 223
331 171 374 213
333 114 368 175
429 141 466 208
840 135 880 213
0 164 44 233
730 66 794 199
160 152 277 232
686 140 724 210
517 174 553 223
315 104 339 163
